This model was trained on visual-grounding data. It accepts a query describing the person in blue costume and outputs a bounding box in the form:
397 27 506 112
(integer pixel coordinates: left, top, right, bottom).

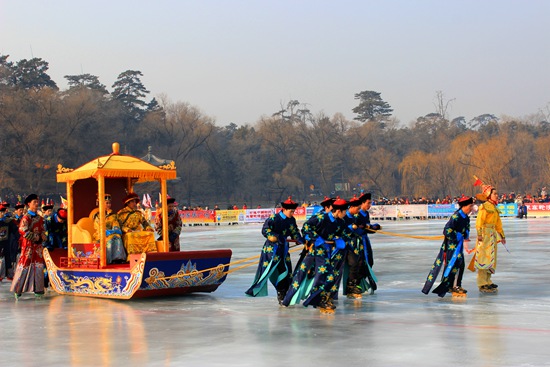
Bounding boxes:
422 196 474 297
345 192 381 297
43 208 68 250
0 204 19 281
245 197 304 305
292 196 335 278
282 197 353 313
8 202 25 279
318 196 335 214
338 194 362 298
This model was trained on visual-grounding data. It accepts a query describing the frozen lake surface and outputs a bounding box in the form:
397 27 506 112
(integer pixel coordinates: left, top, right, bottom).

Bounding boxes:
2 217 550 366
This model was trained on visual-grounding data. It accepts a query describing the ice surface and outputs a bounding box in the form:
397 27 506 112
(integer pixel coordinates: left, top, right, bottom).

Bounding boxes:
2 218 550 366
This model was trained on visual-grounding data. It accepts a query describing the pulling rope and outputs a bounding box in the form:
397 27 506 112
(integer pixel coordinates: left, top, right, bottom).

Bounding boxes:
225 246 303 275
153 232 442 282
374 229 444 241
155 242 305 281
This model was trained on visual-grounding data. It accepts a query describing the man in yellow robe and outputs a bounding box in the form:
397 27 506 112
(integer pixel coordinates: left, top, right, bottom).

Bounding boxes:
474 183 506 293
117 193 156 257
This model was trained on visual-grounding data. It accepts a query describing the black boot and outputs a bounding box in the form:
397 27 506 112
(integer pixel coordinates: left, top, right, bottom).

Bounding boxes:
346 279 362 298
276 290 287 305
326 295 336 310
319 292 336 311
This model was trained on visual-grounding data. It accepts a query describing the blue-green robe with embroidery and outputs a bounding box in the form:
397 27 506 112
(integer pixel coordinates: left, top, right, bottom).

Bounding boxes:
245 211 303 297
422 208 470 297
342 209 378 295
282 211 353 307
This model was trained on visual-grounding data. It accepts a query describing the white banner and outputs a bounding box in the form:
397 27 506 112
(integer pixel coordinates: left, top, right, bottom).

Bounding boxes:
244 208 276 223
369 205 397 219
396 204 428 218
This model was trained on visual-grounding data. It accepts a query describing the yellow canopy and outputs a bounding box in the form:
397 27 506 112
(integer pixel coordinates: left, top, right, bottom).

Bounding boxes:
55 143 176 266
57 143 176 183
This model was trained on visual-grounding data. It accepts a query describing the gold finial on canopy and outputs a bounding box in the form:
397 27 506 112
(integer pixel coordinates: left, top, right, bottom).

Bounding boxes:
112 142 120 155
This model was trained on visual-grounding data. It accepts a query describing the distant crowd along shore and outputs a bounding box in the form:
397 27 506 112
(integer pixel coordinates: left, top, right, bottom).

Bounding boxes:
2 189 548 210
164 195 549 225
3 190 549 226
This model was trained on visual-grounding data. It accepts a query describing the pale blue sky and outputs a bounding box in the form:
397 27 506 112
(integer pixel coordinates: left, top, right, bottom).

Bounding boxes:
1 0 549 126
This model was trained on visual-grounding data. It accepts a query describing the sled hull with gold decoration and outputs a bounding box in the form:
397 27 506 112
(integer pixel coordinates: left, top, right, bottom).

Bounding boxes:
44 248 232 299
48 142 233 299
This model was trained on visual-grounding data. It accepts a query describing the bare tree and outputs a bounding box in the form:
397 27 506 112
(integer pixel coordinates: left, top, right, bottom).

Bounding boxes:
433 90 455 121
350 147 399 198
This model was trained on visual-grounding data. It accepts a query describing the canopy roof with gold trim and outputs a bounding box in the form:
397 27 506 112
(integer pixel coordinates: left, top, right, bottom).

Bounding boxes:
56 143 176 183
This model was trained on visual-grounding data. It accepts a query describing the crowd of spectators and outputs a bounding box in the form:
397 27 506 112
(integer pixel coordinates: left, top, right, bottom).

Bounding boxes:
3 188 549 213
371 191 550 206
303 188 550 208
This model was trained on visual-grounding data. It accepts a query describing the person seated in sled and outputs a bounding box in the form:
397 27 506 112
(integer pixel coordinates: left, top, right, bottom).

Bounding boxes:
117 193 156 258
154 197 182 252
93 194 127 264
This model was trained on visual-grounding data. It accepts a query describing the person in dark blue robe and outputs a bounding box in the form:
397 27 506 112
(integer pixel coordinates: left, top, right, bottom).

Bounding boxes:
422 196 474 297
344 193 382 298
282 198 353 312
245 197 304 304
344 192 381 297
291 196 335 278
0 205 19 281
43 208 68 250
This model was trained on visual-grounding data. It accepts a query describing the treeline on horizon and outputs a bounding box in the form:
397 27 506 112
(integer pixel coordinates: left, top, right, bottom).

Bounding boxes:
1 54 550 207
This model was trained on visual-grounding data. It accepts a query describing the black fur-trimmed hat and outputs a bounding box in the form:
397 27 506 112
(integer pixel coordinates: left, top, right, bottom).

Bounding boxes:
320 196 335 208
24 194 38 205
42 201 54 211
123 192 140 205
281 196 299 209
348 194 361 207
359 192 372 203
458 195 474 207
332 197 349 211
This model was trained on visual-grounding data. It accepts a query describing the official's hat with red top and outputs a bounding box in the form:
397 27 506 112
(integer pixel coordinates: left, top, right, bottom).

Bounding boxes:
57 208 67 219
167 197 176 205
281 196 299 209
348 194 361 207
123 192 140 205
1 201 10 208
320 196 335 208
0 205 7 212
473 175 493 202
14 202 24 209
482 184 493 197
332 197 349 211
458 195 474 207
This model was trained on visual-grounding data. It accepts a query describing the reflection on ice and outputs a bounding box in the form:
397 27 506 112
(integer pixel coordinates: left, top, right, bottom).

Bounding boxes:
2 218 550 366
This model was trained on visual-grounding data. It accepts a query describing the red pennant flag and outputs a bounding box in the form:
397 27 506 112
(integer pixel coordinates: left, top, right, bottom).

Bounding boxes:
473 175 482 187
